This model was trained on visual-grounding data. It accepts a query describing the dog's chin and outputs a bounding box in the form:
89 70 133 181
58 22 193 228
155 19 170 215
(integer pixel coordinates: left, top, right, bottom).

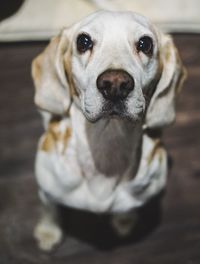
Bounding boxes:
107 111 142 123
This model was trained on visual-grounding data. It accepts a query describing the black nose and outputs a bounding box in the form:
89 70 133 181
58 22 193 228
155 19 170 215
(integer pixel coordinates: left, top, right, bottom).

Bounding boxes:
96 69 134 101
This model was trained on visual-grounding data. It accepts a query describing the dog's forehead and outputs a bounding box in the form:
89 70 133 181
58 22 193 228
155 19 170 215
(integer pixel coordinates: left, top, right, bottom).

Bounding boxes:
76 11 153 37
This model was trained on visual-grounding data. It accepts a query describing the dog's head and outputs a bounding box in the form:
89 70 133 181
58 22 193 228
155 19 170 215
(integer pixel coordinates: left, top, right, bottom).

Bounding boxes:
32 11 186 128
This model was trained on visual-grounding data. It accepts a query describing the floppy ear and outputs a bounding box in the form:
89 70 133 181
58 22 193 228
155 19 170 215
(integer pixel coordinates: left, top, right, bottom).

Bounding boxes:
145 33 186 129
32 29 74 115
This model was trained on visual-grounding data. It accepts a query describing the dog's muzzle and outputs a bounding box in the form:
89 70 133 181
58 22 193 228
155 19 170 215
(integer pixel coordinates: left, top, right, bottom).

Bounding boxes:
96 69 134 102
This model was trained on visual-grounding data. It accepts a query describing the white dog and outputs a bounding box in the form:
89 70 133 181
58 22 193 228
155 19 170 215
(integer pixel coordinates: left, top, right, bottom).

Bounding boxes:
32 10 186 251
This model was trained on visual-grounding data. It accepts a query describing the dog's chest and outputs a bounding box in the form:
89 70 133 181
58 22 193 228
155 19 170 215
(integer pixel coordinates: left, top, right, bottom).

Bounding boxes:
71 107 142 178
36 112 167 212
73 119 141 199
37 108 142 208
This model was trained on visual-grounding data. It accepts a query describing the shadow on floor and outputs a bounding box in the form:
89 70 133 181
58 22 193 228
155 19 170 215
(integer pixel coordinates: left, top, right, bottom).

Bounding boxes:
57 192 164 251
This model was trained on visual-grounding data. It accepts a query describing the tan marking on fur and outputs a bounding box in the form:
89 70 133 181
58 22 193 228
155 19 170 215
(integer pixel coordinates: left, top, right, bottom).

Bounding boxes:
40 120 72 153
64 49 79 98
32 37 60 88
175 53 187 94
62 127 72 154
147 139 162 165
40 133 55 152
158 148 164 164
32 54 43 90
164 41 187 95
165 42 172 63
48 120 61 140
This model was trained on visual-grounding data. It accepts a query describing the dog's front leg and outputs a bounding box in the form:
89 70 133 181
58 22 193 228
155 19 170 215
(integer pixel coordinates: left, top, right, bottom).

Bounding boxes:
34 191 63 251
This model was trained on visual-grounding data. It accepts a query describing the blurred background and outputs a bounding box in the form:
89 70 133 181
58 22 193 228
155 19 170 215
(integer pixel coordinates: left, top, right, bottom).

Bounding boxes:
0 1 200 264
0 0 200 41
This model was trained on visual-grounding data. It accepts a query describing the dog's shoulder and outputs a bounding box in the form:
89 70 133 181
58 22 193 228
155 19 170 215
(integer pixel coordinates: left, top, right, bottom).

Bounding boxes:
39 115 72 154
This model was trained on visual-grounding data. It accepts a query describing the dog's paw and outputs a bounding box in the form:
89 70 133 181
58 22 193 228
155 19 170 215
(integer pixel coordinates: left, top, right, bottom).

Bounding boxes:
34 218 63 251
111 212 138 237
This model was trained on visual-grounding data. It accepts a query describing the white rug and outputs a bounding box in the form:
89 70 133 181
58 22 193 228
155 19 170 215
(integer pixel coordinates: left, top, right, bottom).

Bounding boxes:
0 0 199 41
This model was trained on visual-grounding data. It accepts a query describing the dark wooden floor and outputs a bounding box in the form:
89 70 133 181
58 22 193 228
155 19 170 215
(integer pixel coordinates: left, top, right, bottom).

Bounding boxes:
0 35 200 264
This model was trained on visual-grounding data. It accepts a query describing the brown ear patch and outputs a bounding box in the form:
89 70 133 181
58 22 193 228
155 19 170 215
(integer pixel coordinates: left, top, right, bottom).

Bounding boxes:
64 51 79 98
165 41 172 63
40 120 72 153
32 33 73 115
40 132 55 152
175 54 187 95
32 54 42 90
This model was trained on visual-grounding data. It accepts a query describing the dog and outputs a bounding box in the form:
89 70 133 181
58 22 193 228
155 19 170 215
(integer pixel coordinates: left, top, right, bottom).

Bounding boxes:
32 10 186 251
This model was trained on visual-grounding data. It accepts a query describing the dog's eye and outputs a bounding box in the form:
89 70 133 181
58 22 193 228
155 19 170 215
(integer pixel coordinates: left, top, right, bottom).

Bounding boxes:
77 33 93 53
136 36 153 56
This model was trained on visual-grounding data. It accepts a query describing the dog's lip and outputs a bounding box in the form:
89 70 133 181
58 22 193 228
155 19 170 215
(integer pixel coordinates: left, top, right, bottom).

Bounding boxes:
103 100 126 112
110 110 119 116
108 112 123 120
100 101 128 119
85 101 141 122
105 107 129 120
109 108 123 116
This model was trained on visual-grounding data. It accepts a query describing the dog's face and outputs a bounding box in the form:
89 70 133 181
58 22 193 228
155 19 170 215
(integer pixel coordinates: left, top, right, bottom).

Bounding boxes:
71 11 159 122
32 11 185 128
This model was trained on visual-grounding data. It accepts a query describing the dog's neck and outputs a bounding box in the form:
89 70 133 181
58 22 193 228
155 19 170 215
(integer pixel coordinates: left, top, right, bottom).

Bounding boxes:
71 105 143 179
86 118 142 178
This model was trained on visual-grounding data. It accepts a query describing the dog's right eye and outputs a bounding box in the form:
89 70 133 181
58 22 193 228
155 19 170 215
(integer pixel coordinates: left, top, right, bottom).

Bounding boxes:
77 33 93 53
136 36 153 56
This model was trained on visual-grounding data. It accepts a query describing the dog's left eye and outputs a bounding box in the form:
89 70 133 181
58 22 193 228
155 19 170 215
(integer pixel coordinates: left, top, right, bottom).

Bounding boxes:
77 33 93 53
136 36 153 56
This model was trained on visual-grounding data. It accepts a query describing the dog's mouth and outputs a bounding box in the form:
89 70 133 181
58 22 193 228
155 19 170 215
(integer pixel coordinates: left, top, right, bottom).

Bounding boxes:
103 100 124 111
102 101 130 120
84 99 144 123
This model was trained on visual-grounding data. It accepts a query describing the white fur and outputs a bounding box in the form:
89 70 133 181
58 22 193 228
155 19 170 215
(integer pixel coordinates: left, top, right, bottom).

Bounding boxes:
32 11 185 249
36 105 167 213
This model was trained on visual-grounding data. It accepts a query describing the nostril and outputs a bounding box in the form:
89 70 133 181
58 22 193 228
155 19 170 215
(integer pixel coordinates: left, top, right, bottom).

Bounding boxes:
103 80 112 89
120 81 129 90
119 80 134 98
102 88 109 98
97 80 112 99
